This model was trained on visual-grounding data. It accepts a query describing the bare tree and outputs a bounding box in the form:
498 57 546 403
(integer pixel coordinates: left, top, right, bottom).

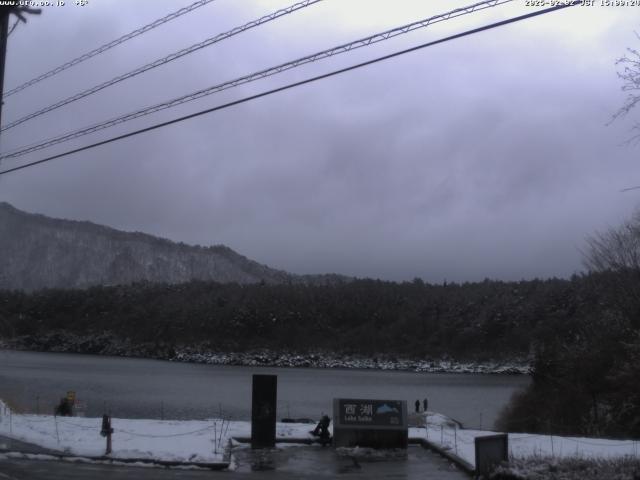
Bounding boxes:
584 211 640 272
583 212 640 328
612 33 640 143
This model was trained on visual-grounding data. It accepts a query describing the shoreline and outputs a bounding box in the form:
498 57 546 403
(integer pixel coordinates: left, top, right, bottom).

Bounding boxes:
171 348 530 374
0 335 530 375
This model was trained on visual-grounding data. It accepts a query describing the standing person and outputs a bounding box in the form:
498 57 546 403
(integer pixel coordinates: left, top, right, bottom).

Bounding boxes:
423 397 428 412
415 399 420 413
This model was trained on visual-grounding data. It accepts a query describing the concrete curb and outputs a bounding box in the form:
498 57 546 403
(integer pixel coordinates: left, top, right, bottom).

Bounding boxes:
231 436 321 445
0 448 230 470
414 438 475 476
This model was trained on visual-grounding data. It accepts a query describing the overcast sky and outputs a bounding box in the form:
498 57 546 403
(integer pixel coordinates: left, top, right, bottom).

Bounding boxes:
0 0 638 282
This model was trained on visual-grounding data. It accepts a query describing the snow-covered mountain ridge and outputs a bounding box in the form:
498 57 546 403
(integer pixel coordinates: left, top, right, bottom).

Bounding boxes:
0 202 345 291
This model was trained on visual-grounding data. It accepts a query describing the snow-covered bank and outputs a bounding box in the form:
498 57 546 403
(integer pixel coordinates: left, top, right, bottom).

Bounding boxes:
0 400 316 464
490 456 640 479
171 349 529 374
0 334 530 374
423 412 640 469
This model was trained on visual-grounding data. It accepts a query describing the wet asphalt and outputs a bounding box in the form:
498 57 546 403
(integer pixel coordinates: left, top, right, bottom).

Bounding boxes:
0 437 469 479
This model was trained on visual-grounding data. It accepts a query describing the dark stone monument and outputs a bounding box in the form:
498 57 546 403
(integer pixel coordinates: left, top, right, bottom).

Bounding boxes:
333 398 408 448
251 374 277 449
475 433 508 477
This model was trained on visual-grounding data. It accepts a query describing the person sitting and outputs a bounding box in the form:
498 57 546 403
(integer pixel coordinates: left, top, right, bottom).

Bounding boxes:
311 415 331 445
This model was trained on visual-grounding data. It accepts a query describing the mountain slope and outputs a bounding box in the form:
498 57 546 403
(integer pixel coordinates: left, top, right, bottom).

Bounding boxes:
0 202 307 290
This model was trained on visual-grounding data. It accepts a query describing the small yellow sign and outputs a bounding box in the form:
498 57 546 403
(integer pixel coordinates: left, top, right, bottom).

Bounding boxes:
66 391 76 403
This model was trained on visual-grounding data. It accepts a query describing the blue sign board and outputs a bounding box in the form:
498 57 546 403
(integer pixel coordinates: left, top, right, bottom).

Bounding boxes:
338 399 404 427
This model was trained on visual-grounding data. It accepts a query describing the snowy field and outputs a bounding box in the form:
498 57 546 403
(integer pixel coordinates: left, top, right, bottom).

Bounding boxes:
424 412 640 468
0 400 316 464
1 399 638 470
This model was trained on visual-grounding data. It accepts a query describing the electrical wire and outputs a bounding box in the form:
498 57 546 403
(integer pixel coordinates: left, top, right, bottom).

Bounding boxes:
0 0 323 132
0 1 582 177
0 0 516 158
3 0 217 99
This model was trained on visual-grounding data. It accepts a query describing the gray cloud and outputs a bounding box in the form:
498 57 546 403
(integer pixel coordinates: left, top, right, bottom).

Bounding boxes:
1 0 639 282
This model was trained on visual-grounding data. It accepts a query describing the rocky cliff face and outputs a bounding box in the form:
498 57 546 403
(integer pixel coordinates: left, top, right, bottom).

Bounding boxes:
0 202 299 291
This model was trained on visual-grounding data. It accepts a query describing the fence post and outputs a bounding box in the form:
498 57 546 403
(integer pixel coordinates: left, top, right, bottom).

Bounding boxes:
54 415 59 444
101 414 113 455
219 418 225 451
440 425 443 444
213 421 217 454
454 425 458 454
425 413 428 441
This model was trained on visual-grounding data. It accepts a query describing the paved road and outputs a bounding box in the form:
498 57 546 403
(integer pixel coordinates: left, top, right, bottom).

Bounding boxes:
0 437 60 456
0 445 469 479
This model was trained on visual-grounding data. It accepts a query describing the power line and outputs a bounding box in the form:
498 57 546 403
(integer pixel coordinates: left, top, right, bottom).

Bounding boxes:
0 1 582 177
3 0 217 99
0 0 322 133
0 0 516 159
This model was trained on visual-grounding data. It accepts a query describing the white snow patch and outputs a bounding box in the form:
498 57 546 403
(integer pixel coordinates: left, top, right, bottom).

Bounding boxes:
421 412 640 468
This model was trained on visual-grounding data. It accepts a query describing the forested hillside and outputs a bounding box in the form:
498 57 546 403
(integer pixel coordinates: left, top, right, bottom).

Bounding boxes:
0 275 604 359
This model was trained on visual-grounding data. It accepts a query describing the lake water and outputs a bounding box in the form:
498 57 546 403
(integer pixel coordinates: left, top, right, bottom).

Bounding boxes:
0 350 529 429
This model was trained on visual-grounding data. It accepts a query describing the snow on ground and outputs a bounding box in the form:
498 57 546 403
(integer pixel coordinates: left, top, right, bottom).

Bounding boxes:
422 412 640 468
0 400 317 463
2 399 638 469
493 456 640 480
0 451 160 468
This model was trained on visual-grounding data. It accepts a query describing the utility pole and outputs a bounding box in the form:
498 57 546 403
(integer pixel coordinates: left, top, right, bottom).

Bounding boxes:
0 3 41 132
0 7 12 129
